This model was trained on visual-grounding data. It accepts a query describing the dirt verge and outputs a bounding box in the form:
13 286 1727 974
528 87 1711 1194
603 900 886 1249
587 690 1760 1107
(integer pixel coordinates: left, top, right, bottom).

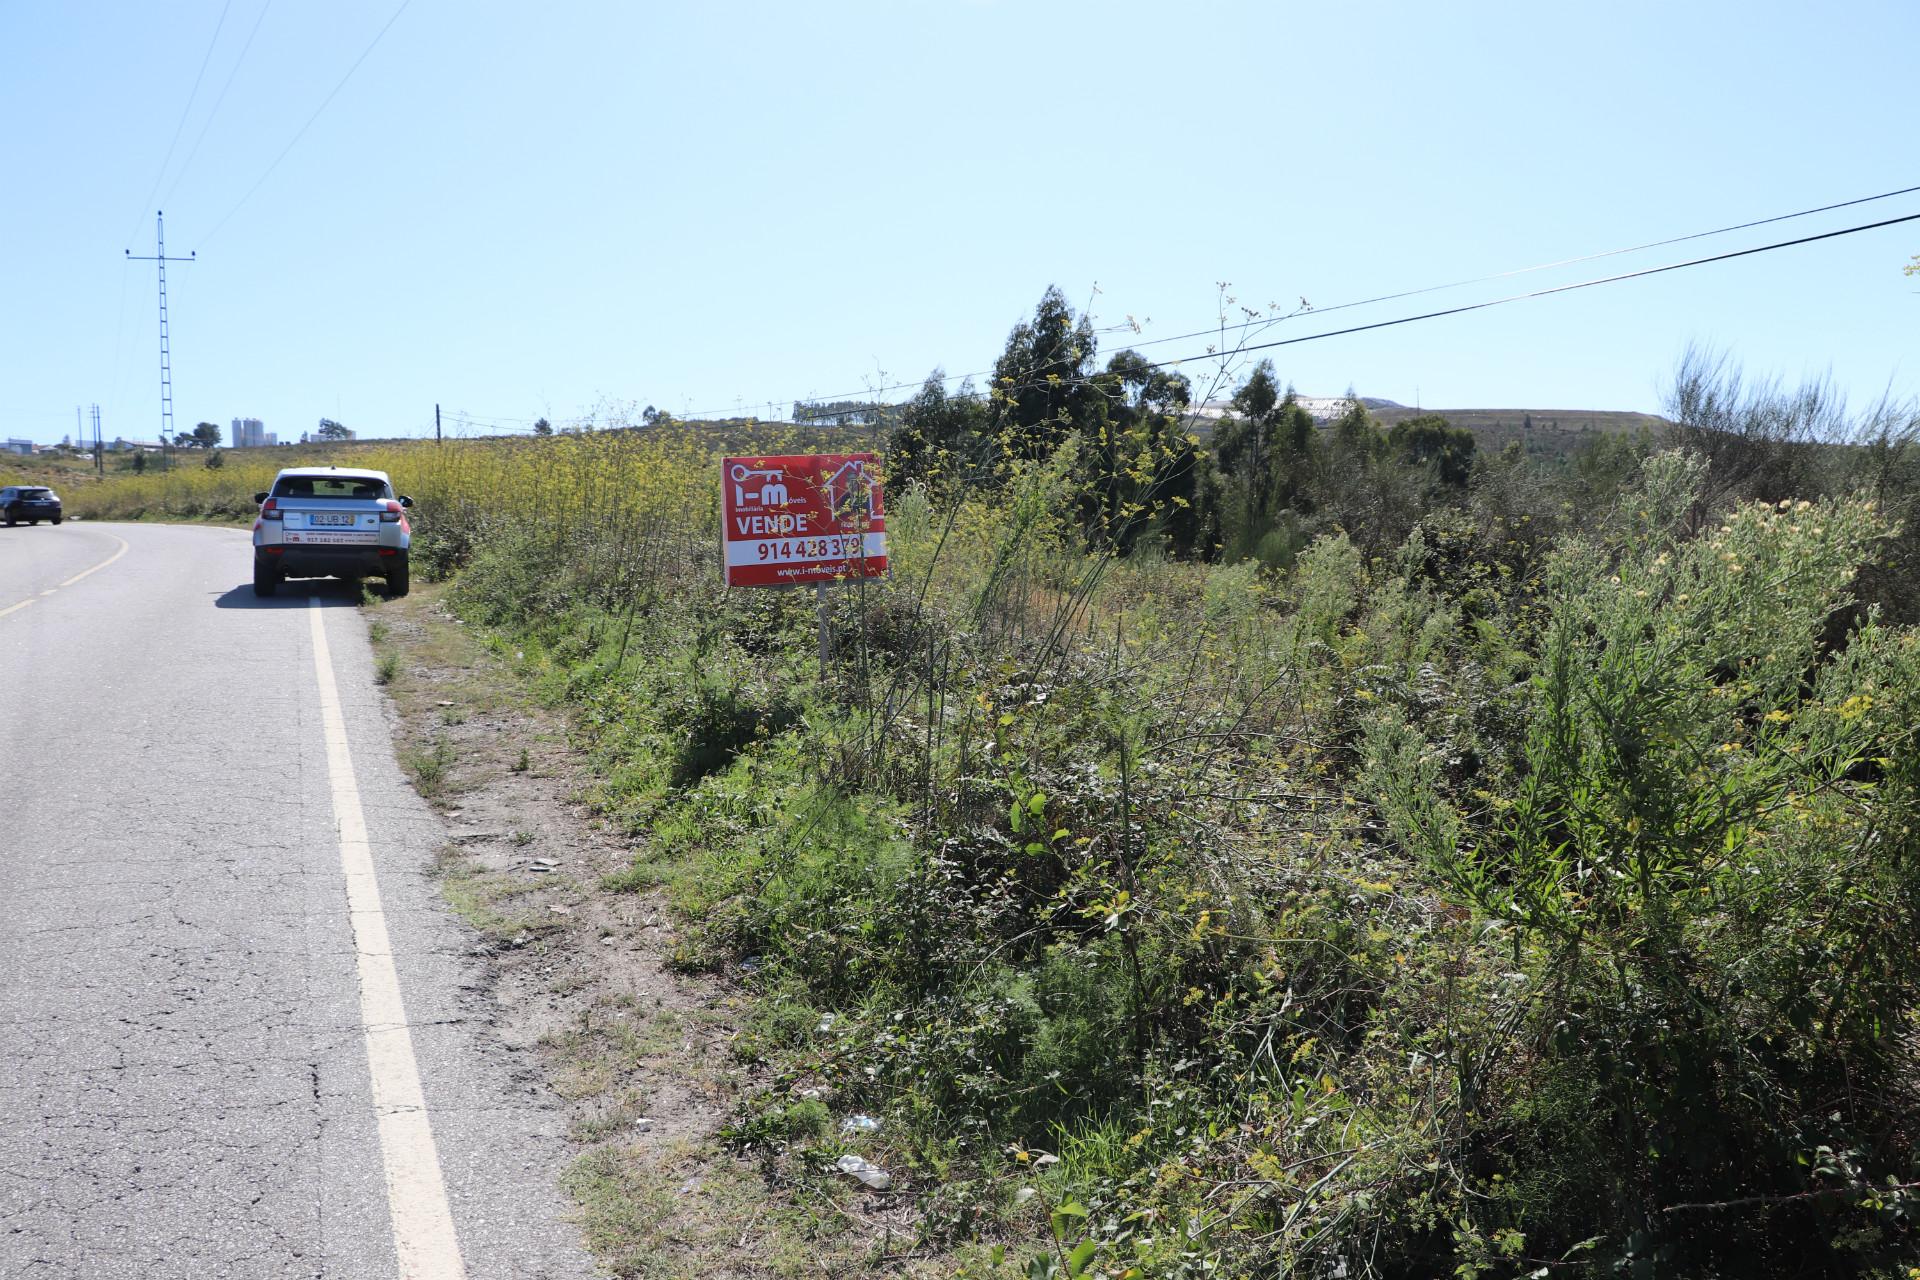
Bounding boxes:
363 585 959 1279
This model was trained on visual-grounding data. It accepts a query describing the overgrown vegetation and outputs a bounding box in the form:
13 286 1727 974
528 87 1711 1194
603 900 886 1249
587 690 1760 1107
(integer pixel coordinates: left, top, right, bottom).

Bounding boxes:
54 290 1920 1276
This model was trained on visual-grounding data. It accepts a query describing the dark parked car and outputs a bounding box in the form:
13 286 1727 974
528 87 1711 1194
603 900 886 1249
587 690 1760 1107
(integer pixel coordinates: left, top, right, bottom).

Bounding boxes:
1 486 62 526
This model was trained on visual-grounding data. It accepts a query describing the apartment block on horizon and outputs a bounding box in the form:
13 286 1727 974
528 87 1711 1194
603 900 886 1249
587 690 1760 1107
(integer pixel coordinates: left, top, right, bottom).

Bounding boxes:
231 417 277 449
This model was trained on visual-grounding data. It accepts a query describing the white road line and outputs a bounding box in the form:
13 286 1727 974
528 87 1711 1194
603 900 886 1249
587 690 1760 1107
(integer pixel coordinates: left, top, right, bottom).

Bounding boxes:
309 597 467 1280
0 534 130 619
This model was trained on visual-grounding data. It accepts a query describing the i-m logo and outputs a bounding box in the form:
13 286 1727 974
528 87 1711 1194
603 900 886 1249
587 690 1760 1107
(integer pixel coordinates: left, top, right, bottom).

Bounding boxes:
729 462 789 508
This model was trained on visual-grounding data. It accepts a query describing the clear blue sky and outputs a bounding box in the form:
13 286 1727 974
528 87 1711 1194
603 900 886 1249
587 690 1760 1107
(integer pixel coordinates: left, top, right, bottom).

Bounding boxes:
3 0 1915 445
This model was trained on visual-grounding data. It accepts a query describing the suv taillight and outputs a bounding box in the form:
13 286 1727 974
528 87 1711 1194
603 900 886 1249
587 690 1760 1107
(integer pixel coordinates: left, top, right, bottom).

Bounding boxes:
379 500 402 522
261 498 282 520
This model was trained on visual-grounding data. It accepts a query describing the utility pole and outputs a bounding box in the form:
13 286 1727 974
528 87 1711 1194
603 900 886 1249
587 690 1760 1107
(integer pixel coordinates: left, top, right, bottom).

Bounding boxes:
92 405 103 477
126 211 194 471
435 403 441 444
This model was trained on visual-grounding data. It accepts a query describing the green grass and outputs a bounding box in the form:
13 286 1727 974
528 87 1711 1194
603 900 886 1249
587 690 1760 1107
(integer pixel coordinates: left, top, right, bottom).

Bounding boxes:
430 848 542 941
561 1146 677 1276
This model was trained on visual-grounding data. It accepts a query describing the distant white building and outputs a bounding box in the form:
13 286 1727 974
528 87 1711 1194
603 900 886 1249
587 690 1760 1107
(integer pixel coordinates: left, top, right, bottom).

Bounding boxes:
2 438 34 455
1188 395 1371 424
231 417 277 448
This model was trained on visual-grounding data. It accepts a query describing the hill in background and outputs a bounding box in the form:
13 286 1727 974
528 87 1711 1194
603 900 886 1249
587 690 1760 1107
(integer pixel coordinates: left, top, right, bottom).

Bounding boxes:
1193 394 1666 465
1366 403 1667 464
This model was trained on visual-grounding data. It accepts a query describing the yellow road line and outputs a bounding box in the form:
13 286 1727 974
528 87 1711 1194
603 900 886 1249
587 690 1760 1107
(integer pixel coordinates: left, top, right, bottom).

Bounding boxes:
308 596 468 1280
0 534 131 619
58 534 130 587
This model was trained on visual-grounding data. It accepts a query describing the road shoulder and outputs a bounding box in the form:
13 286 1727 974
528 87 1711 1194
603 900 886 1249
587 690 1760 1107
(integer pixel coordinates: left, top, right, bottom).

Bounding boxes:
365 584 848 1279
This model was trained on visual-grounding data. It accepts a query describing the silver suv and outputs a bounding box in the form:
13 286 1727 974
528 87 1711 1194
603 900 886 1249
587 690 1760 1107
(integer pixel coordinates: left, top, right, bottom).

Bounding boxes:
251 466 413 597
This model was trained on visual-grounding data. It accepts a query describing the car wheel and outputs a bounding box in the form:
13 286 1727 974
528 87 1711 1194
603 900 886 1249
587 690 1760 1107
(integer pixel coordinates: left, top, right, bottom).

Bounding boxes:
2 507 14 527
51 516 62 525
253 559 279 598
385 553 410 598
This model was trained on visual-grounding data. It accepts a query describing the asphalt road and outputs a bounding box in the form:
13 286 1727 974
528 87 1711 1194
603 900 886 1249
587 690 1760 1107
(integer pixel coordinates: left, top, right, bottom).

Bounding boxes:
0 522 592 1279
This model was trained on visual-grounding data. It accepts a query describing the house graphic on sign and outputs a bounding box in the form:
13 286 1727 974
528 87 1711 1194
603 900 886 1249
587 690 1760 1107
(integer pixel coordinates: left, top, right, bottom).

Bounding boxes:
820 458 872 520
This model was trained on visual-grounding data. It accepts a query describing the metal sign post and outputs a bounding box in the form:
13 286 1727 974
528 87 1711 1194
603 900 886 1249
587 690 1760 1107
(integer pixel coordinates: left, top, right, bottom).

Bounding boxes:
816 581 832 671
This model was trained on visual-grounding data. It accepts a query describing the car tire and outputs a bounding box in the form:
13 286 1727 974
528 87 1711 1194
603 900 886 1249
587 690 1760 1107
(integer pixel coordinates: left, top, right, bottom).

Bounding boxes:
385 554 410 598
2 507 14 527
51 516 62 525
253 559 279 598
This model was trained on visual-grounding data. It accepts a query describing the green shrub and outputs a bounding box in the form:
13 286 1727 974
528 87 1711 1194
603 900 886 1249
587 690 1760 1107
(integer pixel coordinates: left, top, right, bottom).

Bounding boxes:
1366 454 1920 1272
663 672 798 788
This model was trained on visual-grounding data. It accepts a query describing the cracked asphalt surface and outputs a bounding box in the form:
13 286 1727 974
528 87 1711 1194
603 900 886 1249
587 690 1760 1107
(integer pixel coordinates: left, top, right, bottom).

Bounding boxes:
0 522 594 1279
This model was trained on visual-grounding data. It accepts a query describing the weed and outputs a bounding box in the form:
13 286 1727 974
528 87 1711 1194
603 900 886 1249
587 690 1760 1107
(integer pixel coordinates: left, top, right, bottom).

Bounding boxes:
569 1096 649 1144
601 863 664 894
374 652 401 685
400 734 455 797
723 1097 829 1149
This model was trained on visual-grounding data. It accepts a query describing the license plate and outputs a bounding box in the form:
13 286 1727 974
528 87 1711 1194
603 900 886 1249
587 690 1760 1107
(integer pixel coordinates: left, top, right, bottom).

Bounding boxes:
290 531 376 544
311 513 356 526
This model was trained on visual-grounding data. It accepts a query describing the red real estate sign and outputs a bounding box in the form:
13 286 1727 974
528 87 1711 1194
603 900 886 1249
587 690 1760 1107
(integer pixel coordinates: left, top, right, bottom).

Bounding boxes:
720 453 888 589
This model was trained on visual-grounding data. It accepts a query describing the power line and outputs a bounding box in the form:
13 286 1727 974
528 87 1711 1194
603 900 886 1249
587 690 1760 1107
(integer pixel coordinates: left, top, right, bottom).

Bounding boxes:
676 204 1920 421
124 0 234 250
430 201 1920 438
674 182 1920 418
443 409 539 427
194 0 414 249
159 0 277 211
1132 209 1920 373
1081 179 1920 359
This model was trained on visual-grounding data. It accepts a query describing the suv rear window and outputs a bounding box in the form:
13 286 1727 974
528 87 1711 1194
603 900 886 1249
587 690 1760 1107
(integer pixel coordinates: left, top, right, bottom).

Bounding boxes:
272 476 390 500
19 488 52 498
